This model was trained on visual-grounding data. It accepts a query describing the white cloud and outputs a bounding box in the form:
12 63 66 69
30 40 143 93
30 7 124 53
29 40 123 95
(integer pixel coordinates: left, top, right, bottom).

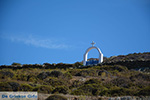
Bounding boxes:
3 34 69 49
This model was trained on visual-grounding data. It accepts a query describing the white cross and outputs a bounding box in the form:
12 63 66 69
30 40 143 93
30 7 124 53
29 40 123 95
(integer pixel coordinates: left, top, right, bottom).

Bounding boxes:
91 41 95 46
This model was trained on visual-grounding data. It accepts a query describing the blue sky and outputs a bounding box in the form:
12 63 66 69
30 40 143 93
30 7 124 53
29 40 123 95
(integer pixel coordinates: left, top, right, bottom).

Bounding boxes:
0 0 150 65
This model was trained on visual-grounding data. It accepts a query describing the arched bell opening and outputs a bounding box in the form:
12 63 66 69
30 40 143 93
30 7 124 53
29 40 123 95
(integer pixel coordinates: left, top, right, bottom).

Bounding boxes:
83 42 103 66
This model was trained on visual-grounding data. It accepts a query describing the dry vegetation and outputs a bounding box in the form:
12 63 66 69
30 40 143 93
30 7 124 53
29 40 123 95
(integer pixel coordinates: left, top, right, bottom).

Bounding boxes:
0 52 150 99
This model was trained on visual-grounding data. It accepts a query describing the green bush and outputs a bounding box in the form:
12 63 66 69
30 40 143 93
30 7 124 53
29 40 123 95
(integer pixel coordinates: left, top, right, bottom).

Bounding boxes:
93 65 128 72
84 79 101 84
62 72 72 80
72 84 105 96
70 80 84 89
50 70 63 77
99 88 109 96
37 71 63 80
45 77 65 87
0 81 20 91
16 74 28 81
130 73 150 81
28 77 37 82
68 69 81 76
73 62 82 68
37 72 51 80
0 71 14 78
98 70 111 77
75 69 98 77
71 89 85 95
45 95 67 100
12 62 21 66
7 82 20 91
52 86 69 94
110 77 131 88
19 84 33 91
33 85 53 93
137 86 150 96
104 87 138 96
0 82 12 91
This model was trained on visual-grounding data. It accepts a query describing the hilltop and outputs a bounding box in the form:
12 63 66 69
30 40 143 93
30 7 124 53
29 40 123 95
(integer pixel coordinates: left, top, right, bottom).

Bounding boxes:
87 52 150 70
1 52 150 69
0 52 150 100
104 52 150 63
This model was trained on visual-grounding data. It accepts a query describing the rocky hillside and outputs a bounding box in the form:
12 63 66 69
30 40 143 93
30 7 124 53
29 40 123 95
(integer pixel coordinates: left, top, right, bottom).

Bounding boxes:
103 52 150 63
0 52 150 100
86 52 150 71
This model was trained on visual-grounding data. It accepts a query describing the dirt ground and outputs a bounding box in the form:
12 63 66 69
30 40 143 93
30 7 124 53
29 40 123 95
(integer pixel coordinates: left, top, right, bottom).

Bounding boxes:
38 93 150 100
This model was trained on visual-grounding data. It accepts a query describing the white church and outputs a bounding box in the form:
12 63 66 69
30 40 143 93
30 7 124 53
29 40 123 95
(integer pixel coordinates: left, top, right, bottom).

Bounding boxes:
83 41 103 66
